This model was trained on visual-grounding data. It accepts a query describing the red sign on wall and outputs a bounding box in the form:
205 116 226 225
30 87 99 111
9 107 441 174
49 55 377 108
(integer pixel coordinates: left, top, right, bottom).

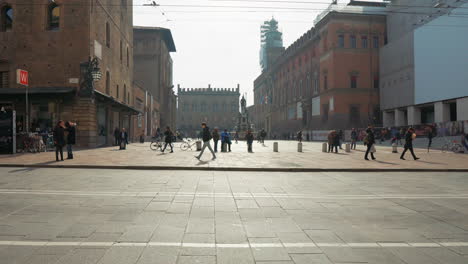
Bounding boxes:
16 69 29 86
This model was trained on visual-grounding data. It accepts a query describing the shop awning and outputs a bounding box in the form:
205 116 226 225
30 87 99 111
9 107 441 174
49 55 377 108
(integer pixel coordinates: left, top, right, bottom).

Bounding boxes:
0 87 76 95
94 90 141 114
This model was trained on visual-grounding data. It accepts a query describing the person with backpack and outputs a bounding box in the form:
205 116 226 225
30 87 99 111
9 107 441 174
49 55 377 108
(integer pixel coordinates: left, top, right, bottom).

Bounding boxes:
401 127 419 160
161 126 174 153
195 122 216 160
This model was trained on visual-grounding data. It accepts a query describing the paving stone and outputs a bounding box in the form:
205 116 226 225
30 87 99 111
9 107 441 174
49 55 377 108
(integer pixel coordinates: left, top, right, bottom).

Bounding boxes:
56 248 107 264
290 254 333 264
118 225 156 242
177 255 216 264
216 248 255 264
136 246 179 264
96 246 144 264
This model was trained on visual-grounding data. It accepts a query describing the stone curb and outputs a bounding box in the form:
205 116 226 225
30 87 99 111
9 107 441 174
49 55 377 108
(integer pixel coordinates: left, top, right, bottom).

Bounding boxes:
1 164 468 172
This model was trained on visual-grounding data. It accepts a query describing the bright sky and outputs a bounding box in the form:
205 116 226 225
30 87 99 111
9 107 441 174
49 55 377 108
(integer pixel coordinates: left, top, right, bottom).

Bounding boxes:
133 0 375 105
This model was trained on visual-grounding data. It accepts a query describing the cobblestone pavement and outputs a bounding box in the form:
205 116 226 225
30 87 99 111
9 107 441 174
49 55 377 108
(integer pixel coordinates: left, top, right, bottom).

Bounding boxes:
0 140 467 170
0 168 467 263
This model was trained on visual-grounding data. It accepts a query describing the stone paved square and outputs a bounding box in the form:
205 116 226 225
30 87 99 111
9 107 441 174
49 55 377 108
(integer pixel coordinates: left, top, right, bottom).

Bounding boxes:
0 167 467 263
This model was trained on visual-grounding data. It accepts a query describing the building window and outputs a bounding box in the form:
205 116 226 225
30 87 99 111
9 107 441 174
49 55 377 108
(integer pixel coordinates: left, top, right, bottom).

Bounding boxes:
192 103 198 112
373 76 379 89
126 47 129 67
213 104 218 112
350 76 357 89
350 35 356 48
361 36 368 48
314 78 319 95
299 80 303 98
201 103 207 112
106 22 111 48
373 36 379 48
123 85 127 103
323 75 328 90
105 71 110 94
231 103 237 112
120 41 123 62
0 71 9 88
47 3 60 30
1 6 13 32
338 35 344 48
116 85 119 98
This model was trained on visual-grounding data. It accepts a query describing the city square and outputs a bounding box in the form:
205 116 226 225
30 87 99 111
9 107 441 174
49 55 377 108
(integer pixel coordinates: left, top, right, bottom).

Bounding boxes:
1 0 468 263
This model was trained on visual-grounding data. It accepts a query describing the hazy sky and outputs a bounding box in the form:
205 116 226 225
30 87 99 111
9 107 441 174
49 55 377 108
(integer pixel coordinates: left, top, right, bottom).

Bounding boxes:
133 0 365 105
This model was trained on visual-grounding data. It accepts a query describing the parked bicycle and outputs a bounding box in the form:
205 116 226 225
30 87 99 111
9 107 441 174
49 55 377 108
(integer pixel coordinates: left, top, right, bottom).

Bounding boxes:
150 137 163 151
441 138 463 153
180 138 197 151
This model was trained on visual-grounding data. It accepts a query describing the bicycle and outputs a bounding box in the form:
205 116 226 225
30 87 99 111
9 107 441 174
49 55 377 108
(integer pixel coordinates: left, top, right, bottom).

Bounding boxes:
441 139 463 153
150 137 163 151
180 138 197 151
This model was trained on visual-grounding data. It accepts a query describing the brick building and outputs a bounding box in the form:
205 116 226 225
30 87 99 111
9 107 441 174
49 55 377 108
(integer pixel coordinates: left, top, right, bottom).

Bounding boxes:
131 83 160 142
177 85 240 137
133 26 177 132
253 1 386 138
0 0 138 147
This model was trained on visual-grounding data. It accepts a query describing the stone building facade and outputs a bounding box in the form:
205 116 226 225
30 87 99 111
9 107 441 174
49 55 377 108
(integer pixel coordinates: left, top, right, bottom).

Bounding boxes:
0 0 137 147
253 1 386 138
177 85 240 137
133 27 177 132
131 83 160 142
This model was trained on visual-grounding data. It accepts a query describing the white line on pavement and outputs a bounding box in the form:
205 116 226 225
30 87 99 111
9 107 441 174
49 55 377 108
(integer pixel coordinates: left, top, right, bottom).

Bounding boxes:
0 241 467 248
0 189 467 199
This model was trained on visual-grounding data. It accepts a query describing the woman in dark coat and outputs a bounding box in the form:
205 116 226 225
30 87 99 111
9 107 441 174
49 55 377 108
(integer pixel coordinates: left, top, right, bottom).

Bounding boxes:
364 126 376 160
161 126 174 153
246 129 254 153
53 120 66 161
65 121 76 159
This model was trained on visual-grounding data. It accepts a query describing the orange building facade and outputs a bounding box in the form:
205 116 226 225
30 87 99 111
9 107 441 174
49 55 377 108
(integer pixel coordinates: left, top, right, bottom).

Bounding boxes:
253 2 387 138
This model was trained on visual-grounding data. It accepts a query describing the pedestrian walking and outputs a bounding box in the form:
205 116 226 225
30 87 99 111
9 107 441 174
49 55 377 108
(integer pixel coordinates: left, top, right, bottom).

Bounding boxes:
364 126 376 160
53 120 65 161
65 121 76 159
212 128 220 153
114 127 120 146
119 128 128 150
221 129 232 152
161 126 174 153
398 128 405 145
427 126 434 152
400 128 419 160
350 128 357 150
234 131 239 144
195 123 216 160
246 129 254 153
297 130 303 143
260 129 267 144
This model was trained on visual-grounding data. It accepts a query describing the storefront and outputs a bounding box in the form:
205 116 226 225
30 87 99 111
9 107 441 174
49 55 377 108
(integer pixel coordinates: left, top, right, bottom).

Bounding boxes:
0 87 76 134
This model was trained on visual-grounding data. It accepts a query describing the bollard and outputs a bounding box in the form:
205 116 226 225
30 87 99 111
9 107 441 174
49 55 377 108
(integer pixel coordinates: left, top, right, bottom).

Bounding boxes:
345 143 351 153
322 142 328 153
273 142 278 152
298 142 303 152
196 141 202 151
392 143 398 153
221 143 227 152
